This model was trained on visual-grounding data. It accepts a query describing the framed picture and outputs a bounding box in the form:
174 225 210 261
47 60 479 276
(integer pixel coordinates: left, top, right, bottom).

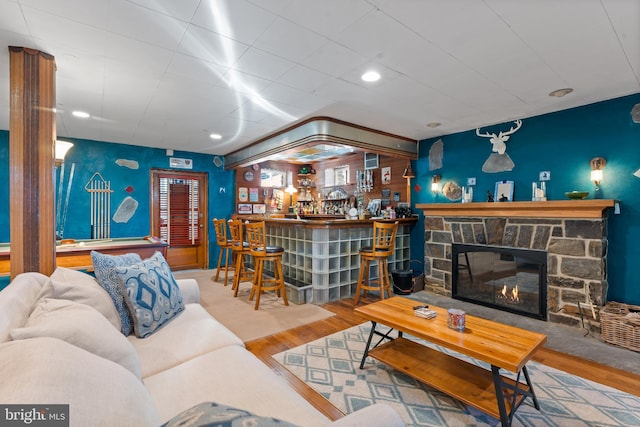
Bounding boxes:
334 166 349 185
249 188 259 202
273 189 284 210
324 168 334 187
364 152 379 170
238 187 248 202
253 204 266 214
381 166 391 184
238 204 253 214
494 180 514 202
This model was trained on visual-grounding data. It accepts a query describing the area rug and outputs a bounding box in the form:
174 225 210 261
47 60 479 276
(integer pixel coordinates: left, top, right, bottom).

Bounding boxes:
273 324 640 426
173 269 335 342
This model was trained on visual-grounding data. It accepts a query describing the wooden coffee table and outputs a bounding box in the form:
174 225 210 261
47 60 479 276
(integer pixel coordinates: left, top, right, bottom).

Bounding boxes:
355 296 547 427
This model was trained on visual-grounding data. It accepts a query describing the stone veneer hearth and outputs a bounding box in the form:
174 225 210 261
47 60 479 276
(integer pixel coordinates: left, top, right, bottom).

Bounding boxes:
416 200 615 330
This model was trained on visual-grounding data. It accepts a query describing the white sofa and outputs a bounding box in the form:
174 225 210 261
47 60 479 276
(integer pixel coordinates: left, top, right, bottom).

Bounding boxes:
0 268 405 427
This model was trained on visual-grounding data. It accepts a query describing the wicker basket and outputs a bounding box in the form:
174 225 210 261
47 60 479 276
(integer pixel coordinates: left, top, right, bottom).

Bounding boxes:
600 302 640 352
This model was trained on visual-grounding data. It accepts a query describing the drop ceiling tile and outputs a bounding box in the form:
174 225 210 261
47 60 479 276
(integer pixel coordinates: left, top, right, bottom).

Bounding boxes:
191 0 278 45
22 7 107 55
153 74 221 105
269 0 373 37
18 0 109 30
276 65 333 92
335 7 426 61
105 33 174 72
221 69 273 98
126 0 200 22
313 76 379 104
178 24 249 67
0 1 29 34
106 1 188 49
338 62 403 90
252 17 327 63
166 53 228 84
260 82 308 106
231 47 295 81
300 41 367 78
603 0 640 78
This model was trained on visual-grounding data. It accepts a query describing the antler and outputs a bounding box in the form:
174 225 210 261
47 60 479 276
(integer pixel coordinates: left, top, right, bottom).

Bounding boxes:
499 119 522 138
475 128 495 138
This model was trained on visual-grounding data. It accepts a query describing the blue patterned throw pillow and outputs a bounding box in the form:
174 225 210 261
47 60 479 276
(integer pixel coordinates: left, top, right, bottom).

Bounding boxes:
91 251 142 335
161 402 299 427
115 251 184 338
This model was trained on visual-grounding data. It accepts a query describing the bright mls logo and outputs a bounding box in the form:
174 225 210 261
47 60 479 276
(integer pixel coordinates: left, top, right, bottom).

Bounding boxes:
1 405 69 426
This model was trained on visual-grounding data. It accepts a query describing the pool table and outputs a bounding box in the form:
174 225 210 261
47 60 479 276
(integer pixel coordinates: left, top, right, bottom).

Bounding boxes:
0 237 168 276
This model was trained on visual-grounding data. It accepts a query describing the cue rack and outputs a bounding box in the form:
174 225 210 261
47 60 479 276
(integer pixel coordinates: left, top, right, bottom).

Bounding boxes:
84 172 113 239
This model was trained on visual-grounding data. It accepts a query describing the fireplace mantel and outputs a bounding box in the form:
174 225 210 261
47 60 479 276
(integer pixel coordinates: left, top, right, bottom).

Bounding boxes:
416 199 615 219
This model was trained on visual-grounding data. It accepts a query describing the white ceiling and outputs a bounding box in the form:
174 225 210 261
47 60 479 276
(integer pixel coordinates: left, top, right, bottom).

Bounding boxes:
0 0 638 156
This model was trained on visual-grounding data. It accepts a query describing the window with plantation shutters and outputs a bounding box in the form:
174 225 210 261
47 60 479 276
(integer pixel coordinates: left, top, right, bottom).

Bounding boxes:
158 176 200 246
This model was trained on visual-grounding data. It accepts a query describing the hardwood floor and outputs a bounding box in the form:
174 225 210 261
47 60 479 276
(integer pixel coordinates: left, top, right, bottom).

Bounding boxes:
245 295 640 422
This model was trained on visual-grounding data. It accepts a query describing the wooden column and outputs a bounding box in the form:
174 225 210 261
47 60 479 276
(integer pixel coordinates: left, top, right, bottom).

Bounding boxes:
9 46 57 278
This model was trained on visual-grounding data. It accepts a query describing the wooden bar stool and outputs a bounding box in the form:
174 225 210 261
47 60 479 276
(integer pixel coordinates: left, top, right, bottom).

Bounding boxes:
212 218 234 286
354 221 399 305
244 221 288 310
228 219 253 296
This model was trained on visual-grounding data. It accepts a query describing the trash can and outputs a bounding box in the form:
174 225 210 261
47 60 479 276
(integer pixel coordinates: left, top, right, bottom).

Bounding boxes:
391 260 422 295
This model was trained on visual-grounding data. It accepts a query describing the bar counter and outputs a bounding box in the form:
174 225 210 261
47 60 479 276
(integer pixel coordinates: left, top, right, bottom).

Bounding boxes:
236 215 418 304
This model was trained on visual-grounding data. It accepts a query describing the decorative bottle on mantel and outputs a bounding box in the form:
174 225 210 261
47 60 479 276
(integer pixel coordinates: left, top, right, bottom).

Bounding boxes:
461 186 473 203
532 182 547 201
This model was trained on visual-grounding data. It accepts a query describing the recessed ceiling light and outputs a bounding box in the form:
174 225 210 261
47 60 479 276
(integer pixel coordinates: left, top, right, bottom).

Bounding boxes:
548 88 573 98
72 110 90 118
426 122 442 128
361 71 381 82
209 133 222 140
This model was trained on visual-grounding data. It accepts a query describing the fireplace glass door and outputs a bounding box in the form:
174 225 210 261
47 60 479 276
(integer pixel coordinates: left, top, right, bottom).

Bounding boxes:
452 244 547 320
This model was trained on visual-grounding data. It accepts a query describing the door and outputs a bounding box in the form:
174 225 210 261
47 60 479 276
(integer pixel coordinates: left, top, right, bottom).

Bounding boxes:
150 169 208 270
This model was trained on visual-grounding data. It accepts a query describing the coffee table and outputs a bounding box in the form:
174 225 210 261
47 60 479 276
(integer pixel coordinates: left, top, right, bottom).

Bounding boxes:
355 296 547 427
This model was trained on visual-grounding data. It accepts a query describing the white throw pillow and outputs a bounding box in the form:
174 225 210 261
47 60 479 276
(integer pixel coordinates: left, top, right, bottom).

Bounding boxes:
0 337 160 427
10 298 141 378
36 267 122 331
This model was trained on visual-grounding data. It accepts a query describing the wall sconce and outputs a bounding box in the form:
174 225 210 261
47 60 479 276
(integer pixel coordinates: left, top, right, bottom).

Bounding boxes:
431 174 441 194
54 140 74 167
284 184 297 213
402 162 415 204
590 157 606 190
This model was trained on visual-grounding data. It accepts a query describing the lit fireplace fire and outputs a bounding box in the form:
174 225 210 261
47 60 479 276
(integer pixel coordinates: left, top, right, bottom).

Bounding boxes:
498 284 520 303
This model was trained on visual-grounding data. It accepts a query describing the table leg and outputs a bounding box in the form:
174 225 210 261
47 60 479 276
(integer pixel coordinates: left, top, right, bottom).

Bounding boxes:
491 364 540 427
491 365 511 427
359 321 397 369
522 366 540 410
360 321 377 369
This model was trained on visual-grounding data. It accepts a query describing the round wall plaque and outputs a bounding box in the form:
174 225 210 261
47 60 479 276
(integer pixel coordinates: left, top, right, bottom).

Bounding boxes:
243 170 254 181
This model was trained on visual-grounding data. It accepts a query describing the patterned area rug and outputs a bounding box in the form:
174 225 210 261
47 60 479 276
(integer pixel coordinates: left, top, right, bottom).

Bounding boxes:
273 324 640 426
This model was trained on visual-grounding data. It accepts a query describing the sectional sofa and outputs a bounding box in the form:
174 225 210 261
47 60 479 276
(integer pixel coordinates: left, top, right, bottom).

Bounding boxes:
0 265 405 426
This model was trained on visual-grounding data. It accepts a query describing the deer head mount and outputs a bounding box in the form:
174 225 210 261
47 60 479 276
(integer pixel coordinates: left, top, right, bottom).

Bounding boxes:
476 119 522 155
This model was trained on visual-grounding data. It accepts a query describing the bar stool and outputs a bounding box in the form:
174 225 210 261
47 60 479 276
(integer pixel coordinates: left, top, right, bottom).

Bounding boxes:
354 221 399 305
213 218 234 286
244 221 288 310
229 219 253 296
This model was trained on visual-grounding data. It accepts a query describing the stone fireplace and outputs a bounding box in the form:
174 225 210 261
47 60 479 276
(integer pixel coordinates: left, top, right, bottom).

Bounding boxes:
416 200 615 329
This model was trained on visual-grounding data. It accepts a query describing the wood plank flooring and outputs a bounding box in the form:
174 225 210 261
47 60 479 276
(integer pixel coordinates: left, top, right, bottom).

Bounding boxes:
245 295 640 422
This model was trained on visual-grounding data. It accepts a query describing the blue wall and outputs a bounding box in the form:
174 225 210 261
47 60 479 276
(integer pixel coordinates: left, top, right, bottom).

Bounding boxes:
411 93 640 305
0 132 236 268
